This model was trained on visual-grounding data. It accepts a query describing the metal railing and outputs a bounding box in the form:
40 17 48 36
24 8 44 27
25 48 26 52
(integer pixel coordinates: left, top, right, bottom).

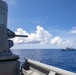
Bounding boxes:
27 59 76 75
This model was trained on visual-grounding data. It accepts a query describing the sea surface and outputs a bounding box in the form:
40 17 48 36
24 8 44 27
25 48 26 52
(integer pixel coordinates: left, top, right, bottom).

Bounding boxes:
11 49 76 73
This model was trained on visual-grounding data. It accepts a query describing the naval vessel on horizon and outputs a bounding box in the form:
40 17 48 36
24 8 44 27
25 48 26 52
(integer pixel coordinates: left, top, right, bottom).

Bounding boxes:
61 47 75 51
0 0 76 75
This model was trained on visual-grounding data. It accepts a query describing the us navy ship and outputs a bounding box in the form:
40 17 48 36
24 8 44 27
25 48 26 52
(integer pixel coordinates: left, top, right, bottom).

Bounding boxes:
62 47 75 51
0 0 76 75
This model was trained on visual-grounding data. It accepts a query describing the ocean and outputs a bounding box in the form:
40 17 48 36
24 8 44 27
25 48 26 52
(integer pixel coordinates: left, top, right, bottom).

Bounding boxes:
11 49 76 73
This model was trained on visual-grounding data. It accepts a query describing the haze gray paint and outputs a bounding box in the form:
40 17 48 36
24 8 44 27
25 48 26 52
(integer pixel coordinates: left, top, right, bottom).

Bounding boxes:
0 1 20 75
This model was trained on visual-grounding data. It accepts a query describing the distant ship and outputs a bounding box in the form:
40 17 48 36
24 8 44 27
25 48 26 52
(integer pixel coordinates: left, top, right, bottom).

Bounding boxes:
61 47 75 51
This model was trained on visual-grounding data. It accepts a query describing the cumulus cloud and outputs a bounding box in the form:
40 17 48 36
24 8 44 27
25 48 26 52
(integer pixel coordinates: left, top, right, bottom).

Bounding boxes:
36 26 51 44
13 28 28 43
62 40 73 47
13 26 52 44
50 36 62 45
50 36 74 47
12 26 75 48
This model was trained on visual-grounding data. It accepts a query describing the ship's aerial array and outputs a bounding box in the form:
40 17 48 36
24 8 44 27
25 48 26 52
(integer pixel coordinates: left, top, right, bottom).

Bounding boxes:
0 0 76 75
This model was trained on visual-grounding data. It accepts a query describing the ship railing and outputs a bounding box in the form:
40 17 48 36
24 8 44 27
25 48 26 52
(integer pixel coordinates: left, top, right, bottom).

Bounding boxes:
22 59 76 75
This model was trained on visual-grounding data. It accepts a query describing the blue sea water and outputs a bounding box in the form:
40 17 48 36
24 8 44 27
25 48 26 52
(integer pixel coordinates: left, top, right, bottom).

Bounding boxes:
11 49 76 73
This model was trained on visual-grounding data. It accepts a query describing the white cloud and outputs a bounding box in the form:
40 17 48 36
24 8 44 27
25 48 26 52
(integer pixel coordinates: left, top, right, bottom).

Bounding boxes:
50 36 74 48
12 26 75 48
70 29 76 34
36 26 51 44
50 36 62 45
70 26 76 34
12 26 52 44
3 0 16 5
13 28 28 43
62 40 73 47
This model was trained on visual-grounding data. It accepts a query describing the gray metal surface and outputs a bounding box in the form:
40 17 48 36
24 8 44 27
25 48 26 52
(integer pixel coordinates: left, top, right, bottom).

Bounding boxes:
0 1 20 75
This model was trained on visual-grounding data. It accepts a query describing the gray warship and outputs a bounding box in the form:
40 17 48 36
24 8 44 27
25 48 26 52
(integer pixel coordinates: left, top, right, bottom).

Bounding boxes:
0 0 76 75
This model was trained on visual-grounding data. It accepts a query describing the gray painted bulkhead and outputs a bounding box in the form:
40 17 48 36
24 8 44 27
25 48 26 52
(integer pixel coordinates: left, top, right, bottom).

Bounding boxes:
0 1 20 75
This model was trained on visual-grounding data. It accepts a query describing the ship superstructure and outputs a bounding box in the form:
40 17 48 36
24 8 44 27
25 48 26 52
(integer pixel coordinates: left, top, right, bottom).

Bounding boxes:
0 0 27 75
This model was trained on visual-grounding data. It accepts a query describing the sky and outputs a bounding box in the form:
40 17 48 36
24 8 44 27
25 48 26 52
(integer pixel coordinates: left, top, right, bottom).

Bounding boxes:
3 0 76 49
